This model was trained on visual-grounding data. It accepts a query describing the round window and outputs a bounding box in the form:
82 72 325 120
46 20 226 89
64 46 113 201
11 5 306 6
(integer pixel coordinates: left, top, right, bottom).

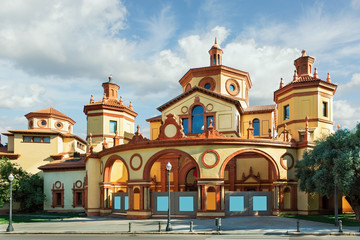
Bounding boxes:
229 84 235 91
204 83 211 89
57 123 61 128
41 120 47 126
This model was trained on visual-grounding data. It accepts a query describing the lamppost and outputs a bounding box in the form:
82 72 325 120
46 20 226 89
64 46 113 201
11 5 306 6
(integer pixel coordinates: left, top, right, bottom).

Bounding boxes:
166 162 172 231
6 173 14 232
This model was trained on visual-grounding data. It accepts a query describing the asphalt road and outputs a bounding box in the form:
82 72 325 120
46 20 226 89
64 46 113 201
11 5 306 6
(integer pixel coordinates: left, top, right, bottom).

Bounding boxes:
1 234 360 240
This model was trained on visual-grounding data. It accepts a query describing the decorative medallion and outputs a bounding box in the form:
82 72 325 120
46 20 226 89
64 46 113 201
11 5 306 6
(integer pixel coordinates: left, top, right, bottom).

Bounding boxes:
37 119 47 128
206 104 214 111
165 124 177 138
54 181 62 189
199 77 216 91
55 121 63 130
225 79 240 96
201 149 220 168
181 106 189 114
280 153 294 170
130 153 143 171
75 180 82 188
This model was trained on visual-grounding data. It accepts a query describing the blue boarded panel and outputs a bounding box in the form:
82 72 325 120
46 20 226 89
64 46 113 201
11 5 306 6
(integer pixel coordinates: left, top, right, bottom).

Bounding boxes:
157 196 168 211
179 196 193 212
229 196 244 211
253 196 267 211
114 196 121 209
124 196 129 210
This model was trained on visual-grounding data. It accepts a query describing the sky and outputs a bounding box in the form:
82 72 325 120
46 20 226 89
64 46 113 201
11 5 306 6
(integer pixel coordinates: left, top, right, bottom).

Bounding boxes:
1 0 360 143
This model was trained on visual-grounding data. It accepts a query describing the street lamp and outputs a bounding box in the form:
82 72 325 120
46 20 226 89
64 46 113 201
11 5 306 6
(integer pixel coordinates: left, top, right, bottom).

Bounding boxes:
6 173 14 232
166 162 172 231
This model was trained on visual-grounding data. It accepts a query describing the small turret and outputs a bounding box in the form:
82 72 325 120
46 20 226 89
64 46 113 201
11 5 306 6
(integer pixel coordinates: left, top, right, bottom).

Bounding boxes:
208 38 223 66
294 50 315 77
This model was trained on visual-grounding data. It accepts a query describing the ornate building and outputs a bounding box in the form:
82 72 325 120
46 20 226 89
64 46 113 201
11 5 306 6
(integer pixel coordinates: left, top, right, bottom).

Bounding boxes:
83 41 337 218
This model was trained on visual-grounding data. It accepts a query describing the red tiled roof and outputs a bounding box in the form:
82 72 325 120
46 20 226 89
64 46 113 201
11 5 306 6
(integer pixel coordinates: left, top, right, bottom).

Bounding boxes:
38 157 85 171
25 108 75 124
146 115 162 122
244 105 276 114
2 129 86 144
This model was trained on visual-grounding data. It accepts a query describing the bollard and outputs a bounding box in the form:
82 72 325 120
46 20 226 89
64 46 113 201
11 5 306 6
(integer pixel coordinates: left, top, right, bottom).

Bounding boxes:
215 218 221 232
128 222 132 233
158 221 161 232
296 220 300 232
189 221 193 232
338 220 343 233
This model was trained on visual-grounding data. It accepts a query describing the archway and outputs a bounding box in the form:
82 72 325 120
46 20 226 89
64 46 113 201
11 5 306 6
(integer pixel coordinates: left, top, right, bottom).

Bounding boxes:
221 149 279 216
144 149 200 192
103 155 129 210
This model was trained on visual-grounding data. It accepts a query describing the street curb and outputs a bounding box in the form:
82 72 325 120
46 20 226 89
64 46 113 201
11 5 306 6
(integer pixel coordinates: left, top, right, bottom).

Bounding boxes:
287 231 360 236
2 231 218 235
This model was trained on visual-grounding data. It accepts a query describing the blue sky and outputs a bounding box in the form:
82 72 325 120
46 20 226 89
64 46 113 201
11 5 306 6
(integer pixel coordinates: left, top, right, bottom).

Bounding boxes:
1 0 360 142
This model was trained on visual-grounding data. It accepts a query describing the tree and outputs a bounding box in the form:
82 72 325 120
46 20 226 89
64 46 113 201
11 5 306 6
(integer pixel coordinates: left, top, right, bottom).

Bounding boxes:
0 157 44 212
296 123 360 221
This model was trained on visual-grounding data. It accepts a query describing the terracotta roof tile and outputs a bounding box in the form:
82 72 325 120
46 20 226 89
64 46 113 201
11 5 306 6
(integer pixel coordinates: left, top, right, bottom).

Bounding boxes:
244 105 276 114
146 115 162 122
38 157 85 171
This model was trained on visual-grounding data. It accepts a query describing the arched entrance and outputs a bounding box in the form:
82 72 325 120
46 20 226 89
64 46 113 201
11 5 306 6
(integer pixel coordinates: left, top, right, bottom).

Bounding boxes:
102 155 129 213
221 149 279 216
143 149 200 216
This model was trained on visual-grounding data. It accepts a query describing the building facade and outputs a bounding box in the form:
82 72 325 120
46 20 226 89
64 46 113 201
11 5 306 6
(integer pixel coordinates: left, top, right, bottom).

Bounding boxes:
1 41 341 217
1 108 87 212
83 42 338 218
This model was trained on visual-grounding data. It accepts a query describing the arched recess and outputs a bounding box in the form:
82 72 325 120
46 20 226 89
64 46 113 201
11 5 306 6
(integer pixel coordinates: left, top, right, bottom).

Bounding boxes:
104 155 129 183
144 149 200 180
220 149 279 180
144 149 200 192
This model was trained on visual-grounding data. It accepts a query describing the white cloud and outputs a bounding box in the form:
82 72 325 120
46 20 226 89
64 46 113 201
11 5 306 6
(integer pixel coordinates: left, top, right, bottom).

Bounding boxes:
338 73 360 94
333 100 360 130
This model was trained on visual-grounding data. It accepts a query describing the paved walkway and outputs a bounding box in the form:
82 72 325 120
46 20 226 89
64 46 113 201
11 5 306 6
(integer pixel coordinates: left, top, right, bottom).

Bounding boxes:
1 216 360 236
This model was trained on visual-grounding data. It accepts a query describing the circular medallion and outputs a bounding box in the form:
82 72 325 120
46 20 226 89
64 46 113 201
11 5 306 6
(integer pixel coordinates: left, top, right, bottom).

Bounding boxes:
199 77 216 91
55 181 61 189
201 150 220 168
181 106 189 114
164 124 177 138
280 153 294 170
225 79 240 96
75 180 82 188
130 154 143 171
38 119 47 128
206 104 214 111
55 121 63 130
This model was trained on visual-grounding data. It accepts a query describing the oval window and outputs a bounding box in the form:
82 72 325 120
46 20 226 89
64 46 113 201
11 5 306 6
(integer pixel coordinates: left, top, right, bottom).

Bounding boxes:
204 83 211 89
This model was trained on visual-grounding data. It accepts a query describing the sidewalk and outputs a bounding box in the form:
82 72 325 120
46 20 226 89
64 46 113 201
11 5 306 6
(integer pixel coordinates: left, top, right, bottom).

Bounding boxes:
1 216 360 236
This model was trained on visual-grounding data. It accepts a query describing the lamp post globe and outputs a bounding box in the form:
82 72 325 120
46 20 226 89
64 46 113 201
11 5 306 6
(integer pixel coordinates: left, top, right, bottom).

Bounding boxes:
166 162 172 231
6 173 14 232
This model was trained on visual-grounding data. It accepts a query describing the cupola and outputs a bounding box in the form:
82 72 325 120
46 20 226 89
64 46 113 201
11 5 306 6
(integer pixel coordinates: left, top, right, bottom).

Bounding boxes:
209 38 223 66
294 50 315 77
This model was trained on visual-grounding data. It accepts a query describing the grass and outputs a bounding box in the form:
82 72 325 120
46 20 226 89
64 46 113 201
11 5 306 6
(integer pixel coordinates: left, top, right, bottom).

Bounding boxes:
282 214 360 227
0 212 84 225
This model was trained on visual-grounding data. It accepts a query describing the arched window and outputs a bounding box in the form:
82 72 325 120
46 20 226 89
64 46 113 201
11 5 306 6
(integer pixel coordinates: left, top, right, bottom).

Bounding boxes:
191 105 204 134
253 119 260 136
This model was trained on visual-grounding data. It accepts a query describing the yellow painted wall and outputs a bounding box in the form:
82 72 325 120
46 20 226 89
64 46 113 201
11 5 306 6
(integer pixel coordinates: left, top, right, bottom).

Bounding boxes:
43 170 85 211
13 134 59 174
86 157 101 212
241 112 274 138
149 121 161 140
110 160 128 182
276 87 334 142
236 157 269 180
